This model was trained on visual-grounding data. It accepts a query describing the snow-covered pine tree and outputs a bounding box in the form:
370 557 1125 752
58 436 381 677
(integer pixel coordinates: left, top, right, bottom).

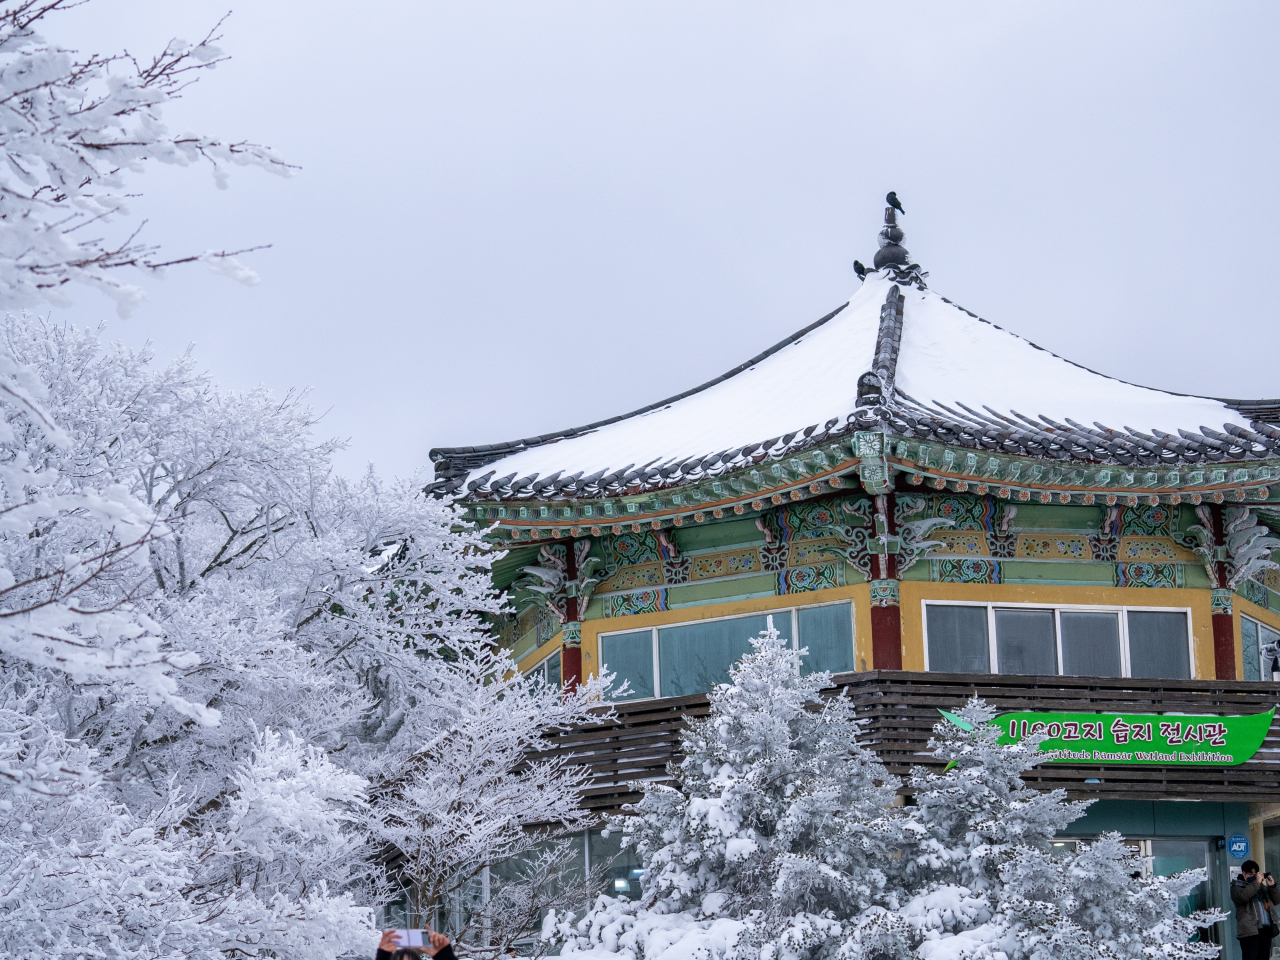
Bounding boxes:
560 617 903 960
559 665 1225 960
995 833 1224 960
901 698 1089 895
843 698 1224 960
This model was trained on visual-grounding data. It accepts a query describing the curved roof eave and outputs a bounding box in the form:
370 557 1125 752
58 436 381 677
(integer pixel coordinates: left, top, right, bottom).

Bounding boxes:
429 228 1279 502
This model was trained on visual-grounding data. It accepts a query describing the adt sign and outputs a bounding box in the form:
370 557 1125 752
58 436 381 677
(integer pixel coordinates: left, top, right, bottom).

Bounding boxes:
1228 834 1251 859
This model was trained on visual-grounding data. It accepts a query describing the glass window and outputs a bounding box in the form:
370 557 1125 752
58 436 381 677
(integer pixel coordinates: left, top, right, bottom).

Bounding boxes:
1047 840 1079 860
797 604 855 675
658 614 776 697
926 605 990 673
1059 611 1122 678
1266 824 1280 885
530 649 560 689
1126 611 1190 680
994 608 1057 676
588 828 643 901
1242 617 1261 682
490 832 586 937
600 630 654 700
1260 623 1280 680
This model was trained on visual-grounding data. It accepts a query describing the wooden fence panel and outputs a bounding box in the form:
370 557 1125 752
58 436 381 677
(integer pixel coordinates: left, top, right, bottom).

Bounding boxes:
541 671 1280 814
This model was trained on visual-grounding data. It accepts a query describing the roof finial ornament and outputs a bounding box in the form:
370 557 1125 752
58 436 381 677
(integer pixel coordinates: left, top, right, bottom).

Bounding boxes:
873 192 911 270
866 191 928 289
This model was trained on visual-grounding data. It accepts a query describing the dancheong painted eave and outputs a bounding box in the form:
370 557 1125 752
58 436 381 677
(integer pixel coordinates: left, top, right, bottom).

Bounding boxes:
429 205 1280 533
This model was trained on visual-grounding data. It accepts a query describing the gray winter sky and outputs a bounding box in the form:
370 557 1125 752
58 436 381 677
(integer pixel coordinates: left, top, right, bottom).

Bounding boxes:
51 1 1280 480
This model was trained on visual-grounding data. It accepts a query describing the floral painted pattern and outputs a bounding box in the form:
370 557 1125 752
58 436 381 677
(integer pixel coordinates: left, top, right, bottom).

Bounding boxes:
932 558 1001 584
604 589 668 618
778 563 841 595
1117 537 1193 562
1015 535 1091 560
1119 503 1176 537
1114 563 1183 589
604 530 660 566
690 549 761 580
929 532 989 556
787 537 844 566
597 562 664 593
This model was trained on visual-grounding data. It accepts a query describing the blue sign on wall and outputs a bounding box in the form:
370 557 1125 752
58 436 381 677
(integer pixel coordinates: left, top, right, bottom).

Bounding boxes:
1228 834 1251 859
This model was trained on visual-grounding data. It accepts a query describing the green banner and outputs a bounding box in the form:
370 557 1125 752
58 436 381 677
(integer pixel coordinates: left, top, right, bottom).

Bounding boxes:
939 708 1275 766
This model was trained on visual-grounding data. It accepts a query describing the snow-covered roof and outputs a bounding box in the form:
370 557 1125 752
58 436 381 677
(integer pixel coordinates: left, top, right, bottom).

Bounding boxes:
430 211 1279 503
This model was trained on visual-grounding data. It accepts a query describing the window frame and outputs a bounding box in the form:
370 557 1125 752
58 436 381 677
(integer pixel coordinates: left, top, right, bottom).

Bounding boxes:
1241 613 1280 681
527 647 562 687
920 599 1195 679
595 599 857 703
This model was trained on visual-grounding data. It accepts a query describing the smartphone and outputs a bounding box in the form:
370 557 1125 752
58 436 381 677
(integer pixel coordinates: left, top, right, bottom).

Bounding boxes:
394 930 428 948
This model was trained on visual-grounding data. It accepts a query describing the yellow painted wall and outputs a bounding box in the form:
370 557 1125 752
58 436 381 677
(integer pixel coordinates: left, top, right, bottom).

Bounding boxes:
517 634 562 673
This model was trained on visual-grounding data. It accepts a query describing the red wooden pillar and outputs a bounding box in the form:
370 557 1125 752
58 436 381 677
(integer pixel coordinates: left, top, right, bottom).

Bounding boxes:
870 601 902 669
869 493 903 670
1208 505 1236 681
561 625 582 690
1211 605 1236 680
561 537 583 690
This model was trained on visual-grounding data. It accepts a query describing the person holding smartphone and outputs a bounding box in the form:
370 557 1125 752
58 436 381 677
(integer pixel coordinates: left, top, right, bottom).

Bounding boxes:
375 929 454 960
1232 860 1279 960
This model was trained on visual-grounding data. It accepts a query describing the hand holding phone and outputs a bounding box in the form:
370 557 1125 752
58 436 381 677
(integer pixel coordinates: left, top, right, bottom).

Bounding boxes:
424 932 451 956
379 930 402 953
391 930 452 956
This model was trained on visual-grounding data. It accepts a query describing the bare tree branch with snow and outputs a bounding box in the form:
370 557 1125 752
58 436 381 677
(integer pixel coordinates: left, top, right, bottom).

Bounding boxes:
0 0 293 316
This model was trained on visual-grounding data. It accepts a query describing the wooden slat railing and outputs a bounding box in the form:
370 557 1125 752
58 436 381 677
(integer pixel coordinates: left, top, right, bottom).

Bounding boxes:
541 672 1280 814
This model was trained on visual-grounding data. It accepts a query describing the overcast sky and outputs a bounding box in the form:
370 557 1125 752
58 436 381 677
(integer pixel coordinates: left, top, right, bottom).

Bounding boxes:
49 1 1280 480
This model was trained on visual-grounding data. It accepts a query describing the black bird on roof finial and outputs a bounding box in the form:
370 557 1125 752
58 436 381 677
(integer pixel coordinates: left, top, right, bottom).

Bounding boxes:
853 260 867 280
886 191 905 216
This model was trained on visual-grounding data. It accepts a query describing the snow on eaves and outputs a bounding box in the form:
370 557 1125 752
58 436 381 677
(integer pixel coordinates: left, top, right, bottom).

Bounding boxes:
434 273 1268 500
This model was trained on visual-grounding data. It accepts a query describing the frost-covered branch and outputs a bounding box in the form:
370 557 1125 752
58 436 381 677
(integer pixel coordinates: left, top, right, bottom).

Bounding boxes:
370 641 615 951
0 1 293 315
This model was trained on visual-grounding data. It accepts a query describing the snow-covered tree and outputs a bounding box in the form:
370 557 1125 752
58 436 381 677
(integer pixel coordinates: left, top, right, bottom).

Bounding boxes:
559 618 903 960
0 314 502 780
830 701 1224 960
369 639 617 956
904 700 1088 890
177 727 378 959
0 0 291 315
0 693 210 959
0 8 612 952
0 329 217 958
993 833 1223 960
557 649 1224 960
0 310 618 957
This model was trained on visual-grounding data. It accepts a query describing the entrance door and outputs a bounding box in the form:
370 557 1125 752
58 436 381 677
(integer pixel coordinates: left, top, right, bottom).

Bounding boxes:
1138 839 1220 946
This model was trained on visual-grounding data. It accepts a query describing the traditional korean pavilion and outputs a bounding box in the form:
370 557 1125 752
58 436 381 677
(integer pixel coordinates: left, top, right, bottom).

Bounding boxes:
431 202 1280 950
432 201 1280 689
